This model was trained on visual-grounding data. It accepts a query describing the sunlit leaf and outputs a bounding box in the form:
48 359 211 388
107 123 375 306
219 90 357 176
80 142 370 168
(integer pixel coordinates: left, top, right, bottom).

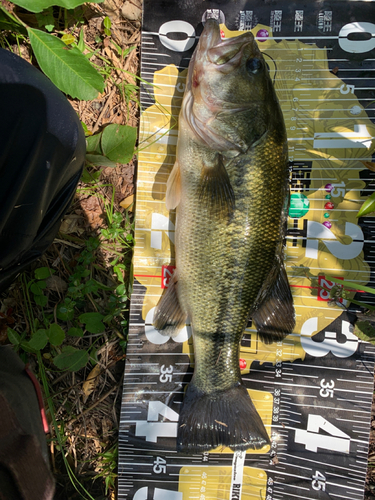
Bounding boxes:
357 192 375 218
27 28 104 100
101 124 137 163
11 0 103 14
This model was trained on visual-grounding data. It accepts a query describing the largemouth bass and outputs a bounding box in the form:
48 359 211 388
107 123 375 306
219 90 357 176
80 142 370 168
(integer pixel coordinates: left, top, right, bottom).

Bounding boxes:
154 19 295 453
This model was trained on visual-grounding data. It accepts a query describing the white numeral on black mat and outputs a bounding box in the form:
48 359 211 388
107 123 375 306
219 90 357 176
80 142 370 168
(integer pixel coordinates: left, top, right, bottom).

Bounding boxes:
135 401 178 443
295 414 350 453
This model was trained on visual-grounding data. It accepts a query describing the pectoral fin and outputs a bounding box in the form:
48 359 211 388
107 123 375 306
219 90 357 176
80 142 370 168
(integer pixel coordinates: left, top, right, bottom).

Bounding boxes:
252 257 295 344
198 154 235 218
153 271 187 337
166 161 181 210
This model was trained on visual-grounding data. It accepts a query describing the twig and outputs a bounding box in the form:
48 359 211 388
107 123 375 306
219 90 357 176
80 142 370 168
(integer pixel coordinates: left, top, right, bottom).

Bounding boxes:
66 381 122 427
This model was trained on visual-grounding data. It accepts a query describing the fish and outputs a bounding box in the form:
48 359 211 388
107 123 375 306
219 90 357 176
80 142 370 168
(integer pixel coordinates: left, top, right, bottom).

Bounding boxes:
153 19 295 453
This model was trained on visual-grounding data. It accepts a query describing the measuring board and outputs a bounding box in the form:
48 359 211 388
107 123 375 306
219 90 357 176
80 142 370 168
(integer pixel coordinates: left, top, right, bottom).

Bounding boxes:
119 1 375 499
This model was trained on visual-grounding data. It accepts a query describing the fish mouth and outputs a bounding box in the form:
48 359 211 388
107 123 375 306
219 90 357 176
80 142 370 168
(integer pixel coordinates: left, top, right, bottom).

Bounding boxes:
202 19 256 68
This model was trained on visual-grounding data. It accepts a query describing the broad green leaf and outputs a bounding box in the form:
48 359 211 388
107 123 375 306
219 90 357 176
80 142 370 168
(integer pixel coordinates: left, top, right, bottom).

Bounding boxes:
56 301 75 321
29 329 48 350
0 7 27 34
31 283 44 295
357 192 375 218
35 267 54 279
101 124 137 163
86 133 102 153
53 346 89 371
27 28 104 100
7 327 21 345
67 327 84 337
86 154 117 168
11 0 103 14
47 323 66 346
79 312 105 333
34 294 48 307
354 321 375 345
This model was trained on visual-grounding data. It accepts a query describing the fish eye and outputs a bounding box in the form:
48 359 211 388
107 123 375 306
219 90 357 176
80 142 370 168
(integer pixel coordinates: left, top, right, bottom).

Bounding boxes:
246 58 262 74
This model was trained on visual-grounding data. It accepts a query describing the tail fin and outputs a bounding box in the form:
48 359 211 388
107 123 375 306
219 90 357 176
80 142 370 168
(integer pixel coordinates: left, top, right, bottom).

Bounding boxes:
177 382 270 453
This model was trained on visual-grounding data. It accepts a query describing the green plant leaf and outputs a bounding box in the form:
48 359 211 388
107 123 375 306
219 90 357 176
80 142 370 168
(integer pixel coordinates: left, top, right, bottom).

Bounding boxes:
47 323 66 346
67 327 84 337
56 299 75 321
31 283 44 295
0 6 27 34
101 124 137 163
7 327 21 345
79 312 105 333
353 321 375 345
27 28 105 100
86 132 102 154
29 329 48 350
35 8 55 30
357 192 375 218
86 154 117 168
53 346 89 371
35 267 54 280
11 0 103 14
34 294 48 307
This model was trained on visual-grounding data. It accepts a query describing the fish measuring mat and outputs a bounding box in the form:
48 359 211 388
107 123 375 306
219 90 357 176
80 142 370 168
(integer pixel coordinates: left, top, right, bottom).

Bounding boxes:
119 1 375 499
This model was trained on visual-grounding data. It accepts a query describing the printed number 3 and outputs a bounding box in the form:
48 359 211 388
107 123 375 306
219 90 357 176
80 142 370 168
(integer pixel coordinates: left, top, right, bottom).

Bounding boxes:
301 317 358 358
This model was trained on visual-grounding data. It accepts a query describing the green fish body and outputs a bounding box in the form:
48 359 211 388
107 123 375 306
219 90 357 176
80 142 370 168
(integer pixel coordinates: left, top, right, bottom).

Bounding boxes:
154 19 295 453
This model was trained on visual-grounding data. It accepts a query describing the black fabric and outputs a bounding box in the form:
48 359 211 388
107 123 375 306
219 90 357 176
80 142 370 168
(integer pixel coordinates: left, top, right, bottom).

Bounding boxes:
0 347 55 499
0 49 85 292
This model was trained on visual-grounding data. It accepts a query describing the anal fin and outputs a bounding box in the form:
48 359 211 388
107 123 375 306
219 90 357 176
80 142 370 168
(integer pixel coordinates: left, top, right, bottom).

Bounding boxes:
153 271 187 337
252 257 295 344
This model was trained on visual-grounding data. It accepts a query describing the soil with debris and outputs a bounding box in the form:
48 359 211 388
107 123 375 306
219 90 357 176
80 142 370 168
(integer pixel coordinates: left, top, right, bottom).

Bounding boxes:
1 1 375 499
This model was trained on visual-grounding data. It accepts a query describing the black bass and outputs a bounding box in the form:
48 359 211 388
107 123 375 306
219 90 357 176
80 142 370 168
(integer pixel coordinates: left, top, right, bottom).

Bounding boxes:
154 19 295 453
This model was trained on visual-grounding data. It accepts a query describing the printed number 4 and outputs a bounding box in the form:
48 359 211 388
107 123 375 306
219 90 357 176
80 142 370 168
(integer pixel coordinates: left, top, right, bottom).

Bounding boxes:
135 401 178 443
295 414 350 454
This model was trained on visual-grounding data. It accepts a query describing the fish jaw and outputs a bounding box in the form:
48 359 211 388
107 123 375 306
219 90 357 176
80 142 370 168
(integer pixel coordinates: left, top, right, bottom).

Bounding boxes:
181 19 275 154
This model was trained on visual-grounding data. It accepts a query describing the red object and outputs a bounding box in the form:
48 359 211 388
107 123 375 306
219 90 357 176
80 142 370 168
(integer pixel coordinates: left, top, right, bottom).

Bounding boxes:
324 201 334 210
239 358 247 370
161 265 176 288
24 365 49 434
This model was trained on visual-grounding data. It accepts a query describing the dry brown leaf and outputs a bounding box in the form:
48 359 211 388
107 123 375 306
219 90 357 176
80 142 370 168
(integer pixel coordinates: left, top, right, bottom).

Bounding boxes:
45 275 68 293
120 194 134 210
82 364 102 402
121 0 142 21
